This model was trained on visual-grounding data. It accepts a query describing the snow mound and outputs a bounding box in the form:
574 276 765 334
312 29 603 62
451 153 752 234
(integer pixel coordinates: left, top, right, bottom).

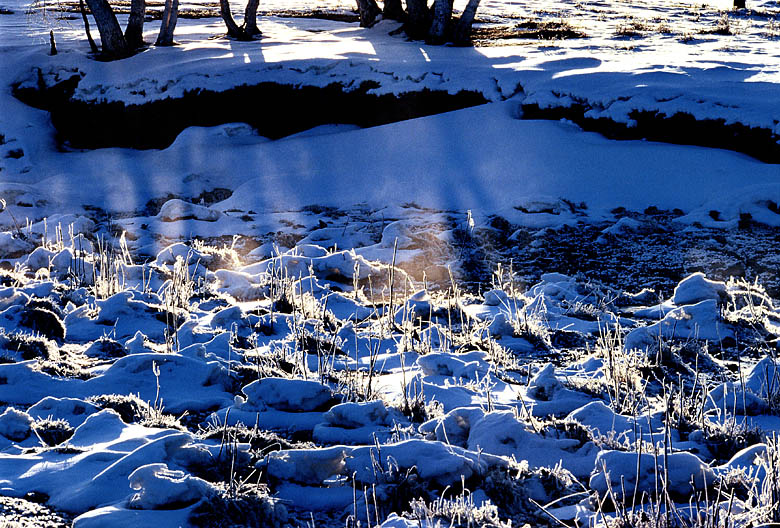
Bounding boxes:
526 363 563 401
241 377 333 412
128 463 214 510
324 400 389 428
0 407 33 441
419 406 486 446
27 396 101 427
158 199 220 222
417 353 486 380
566 401 661 444
706 356 780 415
590 450 716 498
672 273 727 306
624 299 732 353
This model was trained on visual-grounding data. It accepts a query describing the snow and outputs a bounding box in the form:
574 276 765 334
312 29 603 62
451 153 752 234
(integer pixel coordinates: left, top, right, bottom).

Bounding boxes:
707 356 780 415
241 377 333 412
27 396 101 427
0 408 224 513
73 506 194 528
590 449 716 498
127 463 214 510
0 407 33 441
526 363 563 400
2 0 780 524
465 410 598 478
0 351 235 412
2 0 780 227
672 272 728 306
158 199 222 223
624 299 733 353
323 399 390 428
0 233 777 524
566 400 662 444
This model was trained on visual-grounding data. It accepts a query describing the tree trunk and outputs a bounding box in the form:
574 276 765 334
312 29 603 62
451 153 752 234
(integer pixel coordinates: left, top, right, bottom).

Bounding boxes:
357 0 381 27
220 0 251 39
84 0 129 57
156 0 179 46
79 0 99 53
453 0 480 44
243 0 261 36
383 0 405 21
125 0 146 49
405 0 430 39
427 0 452 42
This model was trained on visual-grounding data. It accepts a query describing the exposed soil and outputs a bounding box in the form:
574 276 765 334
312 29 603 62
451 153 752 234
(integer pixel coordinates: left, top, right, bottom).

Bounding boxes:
472 20 587 44
497 219 780 298
37 1 360 21
257 9 360 23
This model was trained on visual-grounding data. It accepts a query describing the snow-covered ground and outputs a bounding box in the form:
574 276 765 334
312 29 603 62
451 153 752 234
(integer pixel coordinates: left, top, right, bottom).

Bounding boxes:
1 0 780 231
1 0 780 524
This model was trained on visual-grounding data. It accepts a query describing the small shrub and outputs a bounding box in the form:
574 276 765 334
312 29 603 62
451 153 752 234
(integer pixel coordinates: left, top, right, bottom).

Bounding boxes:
189 482 288 528
702 13 734 35
32 418 74 446
25 298 63 317
365 456 430 524
596 326 649 416
408 488 511 528
540 418 593 449
197 423 313 454
703 422 764 464
4 332 58 361
87 392 186 430
33 346 94 380
86 393 153 424
192 239 242 271
615 17 651 37
19 306 65 342
480 461 580 526
83 336 125 358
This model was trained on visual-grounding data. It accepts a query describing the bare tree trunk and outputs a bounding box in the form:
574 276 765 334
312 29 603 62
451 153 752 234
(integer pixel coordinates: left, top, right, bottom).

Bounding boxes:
49 30 57 55
383 0 405 21
427 0 452 42
79 0 99 53
156 0 179 46
85 0 129 57
453 0 480 44
220 0 251 39
357 0 381 27
243 0 261 36
405 0 430 39
125 0 146 49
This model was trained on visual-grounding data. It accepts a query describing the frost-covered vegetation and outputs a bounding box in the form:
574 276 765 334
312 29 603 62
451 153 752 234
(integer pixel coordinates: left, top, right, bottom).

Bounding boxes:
1 225 780 527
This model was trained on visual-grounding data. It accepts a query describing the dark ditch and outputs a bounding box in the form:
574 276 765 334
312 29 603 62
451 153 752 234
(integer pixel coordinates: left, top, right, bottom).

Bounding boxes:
522 101 780 164
13 77 488 150
13 70 780 162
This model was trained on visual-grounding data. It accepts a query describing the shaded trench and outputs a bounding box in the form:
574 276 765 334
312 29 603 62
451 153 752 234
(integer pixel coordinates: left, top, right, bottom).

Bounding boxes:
522 102 780 164
12 73 780 162
13 77 488 150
